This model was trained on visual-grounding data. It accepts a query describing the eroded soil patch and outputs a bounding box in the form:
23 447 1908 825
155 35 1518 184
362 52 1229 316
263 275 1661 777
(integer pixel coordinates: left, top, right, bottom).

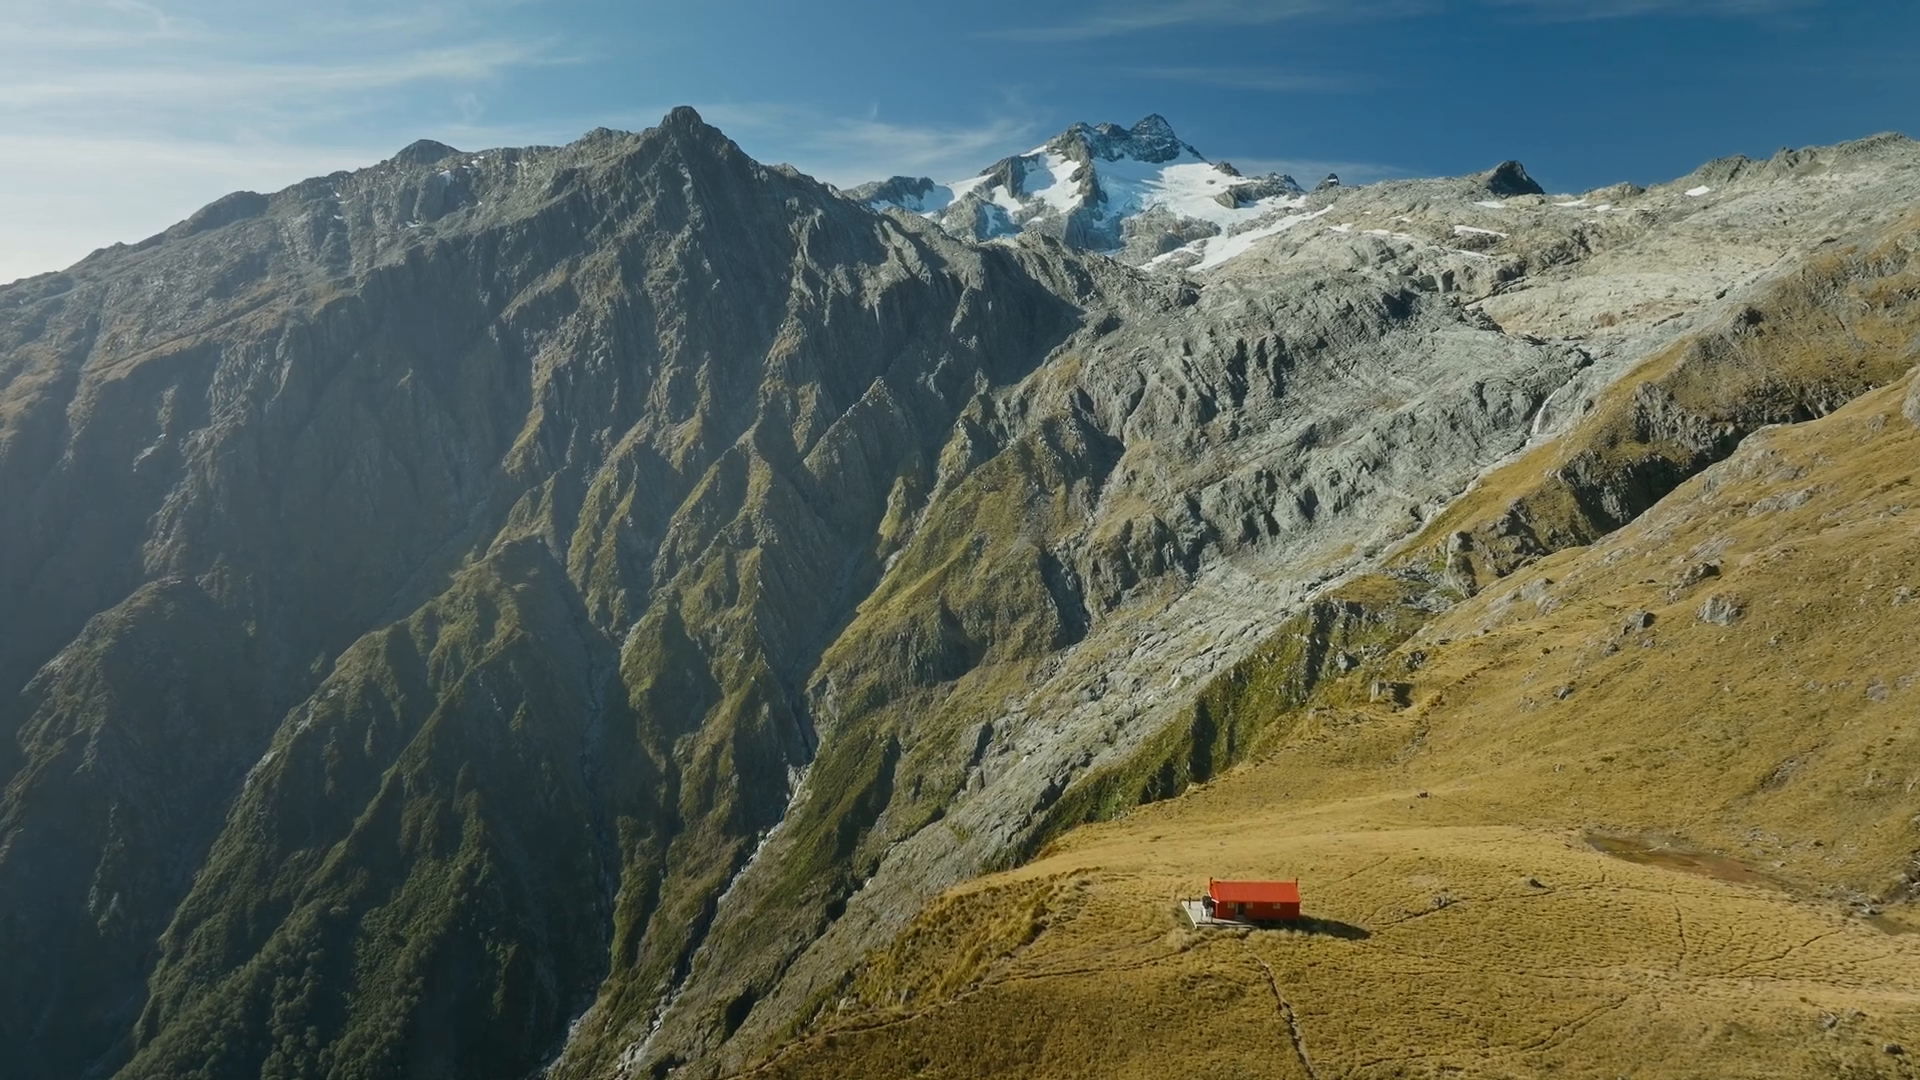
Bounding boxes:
1585 832 1783 890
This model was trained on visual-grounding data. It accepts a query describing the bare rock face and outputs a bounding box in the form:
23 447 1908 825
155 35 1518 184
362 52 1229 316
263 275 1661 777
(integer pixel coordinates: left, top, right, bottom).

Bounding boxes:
1698 594 1746 626
4 108 1920 1080
1478 160 1546 197
1905 367 1920 428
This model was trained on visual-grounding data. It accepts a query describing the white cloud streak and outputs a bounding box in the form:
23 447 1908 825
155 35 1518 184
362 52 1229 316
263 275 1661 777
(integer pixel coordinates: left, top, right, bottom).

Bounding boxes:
697 102 1045 187
0 0 576 282
0 41 569 111
986 0 1372 41
1491 0 1808 18
0 132 389 285
993 0 1804 40
1131 67 1363 94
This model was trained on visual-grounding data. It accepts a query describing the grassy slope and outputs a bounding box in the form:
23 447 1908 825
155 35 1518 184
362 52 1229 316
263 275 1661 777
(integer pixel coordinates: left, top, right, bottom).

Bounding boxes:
737 377 1920 1074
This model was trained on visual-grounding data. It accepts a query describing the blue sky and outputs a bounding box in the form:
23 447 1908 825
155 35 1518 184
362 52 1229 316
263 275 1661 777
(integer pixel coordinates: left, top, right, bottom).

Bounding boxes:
2 0 1915 284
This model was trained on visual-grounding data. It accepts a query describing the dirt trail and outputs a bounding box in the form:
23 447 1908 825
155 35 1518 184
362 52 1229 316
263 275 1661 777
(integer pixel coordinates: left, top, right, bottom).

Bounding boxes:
1242 943 1320 1080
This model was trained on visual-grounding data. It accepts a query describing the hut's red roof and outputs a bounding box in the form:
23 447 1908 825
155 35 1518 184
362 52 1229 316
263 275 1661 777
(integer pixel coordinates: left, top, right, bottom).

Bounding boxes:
1209 879 1300 904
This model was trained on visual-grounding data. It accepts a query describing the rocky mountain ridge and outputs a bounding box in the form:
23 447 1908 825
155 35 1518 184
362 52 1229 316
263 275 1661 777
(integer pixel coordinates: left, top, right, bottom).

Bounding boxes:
1 108 1917 1080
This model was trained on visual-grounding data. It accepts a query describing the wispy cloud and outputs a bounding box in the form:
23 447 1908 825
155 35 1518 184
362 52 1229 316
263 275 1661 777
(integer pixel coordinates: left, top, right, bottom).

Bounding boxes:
695 102 1045 186
0 2 575 113
0 41 571 111
1131 67 1365 95
1490 0 1809 18
0 0 581 283
0 131 386 284
985 0 1371 41
993 0 1805 39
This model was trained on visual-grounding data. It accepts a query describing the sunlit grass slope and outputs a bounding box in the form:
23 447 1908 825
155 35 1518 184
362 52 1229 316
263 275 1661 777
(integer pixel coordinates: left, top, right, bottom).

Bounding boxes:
743 376 1920 1079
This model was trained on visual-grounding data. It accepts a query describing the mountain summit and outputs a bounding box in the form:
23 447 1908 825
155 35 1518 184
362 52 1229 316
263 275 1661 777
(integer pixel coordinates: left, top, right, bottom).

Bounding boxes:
851 115 1305 262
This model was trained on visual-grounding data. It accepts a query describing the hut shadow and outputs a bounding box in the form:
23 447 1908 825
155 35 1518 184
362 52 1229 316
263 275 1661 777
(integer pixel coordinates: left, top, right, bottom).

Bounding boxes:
1273 915 1371 940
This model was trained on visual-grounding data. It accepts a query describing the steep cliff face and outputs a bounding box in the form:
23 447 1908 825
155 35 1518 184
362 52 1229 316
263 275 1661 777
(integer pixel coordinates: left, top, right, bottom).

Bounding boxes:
0 580 262 1078
123 541 629 1080
3 109 1919 1080
0 107 1084 1079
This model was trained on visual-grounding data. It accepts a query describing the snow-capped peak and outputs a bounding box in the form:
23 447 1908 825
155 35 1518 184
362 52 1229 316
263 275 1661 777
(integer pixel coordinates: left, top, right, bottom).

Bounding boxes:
850 114 1306 265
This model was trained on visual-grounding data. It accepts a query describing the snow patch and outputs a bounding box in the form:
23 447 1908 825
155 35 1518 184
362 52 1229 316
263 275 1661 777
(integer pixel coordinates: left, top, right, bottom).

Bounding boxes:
947 174 991 204
1686 185 1713 197
928 135 1304 260
1025 151 1083 215
1453 224 1509 238
1191 205 1336 270
873 183 957 215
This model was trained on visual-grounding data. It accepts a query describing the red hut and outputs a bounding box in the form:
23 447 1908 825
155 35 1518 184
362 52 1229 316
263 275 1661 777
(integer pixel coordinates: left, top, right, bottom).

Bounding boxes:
1206 879 1302 923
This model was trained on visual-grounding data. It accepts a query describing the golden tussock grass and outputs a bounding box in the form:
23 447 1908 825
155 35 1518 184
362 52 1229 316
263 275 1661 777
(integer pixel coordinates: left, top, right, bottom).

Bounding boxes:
742 377 1920 1080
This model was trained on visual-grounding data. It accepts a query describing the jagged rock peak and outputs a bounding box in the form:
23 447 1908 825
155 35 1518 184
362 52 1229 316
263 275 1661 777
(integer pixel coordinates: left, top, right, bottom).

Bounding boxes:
1479 160 1545 197
638 106 743 158
1316 173 1342 192
1838 131 1919 157
170 190 270 239
848 175 944 206
662 104 707 130
1686 132 1920 190
560 109 719 155
1052 113 1200 165
391 139 462 167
